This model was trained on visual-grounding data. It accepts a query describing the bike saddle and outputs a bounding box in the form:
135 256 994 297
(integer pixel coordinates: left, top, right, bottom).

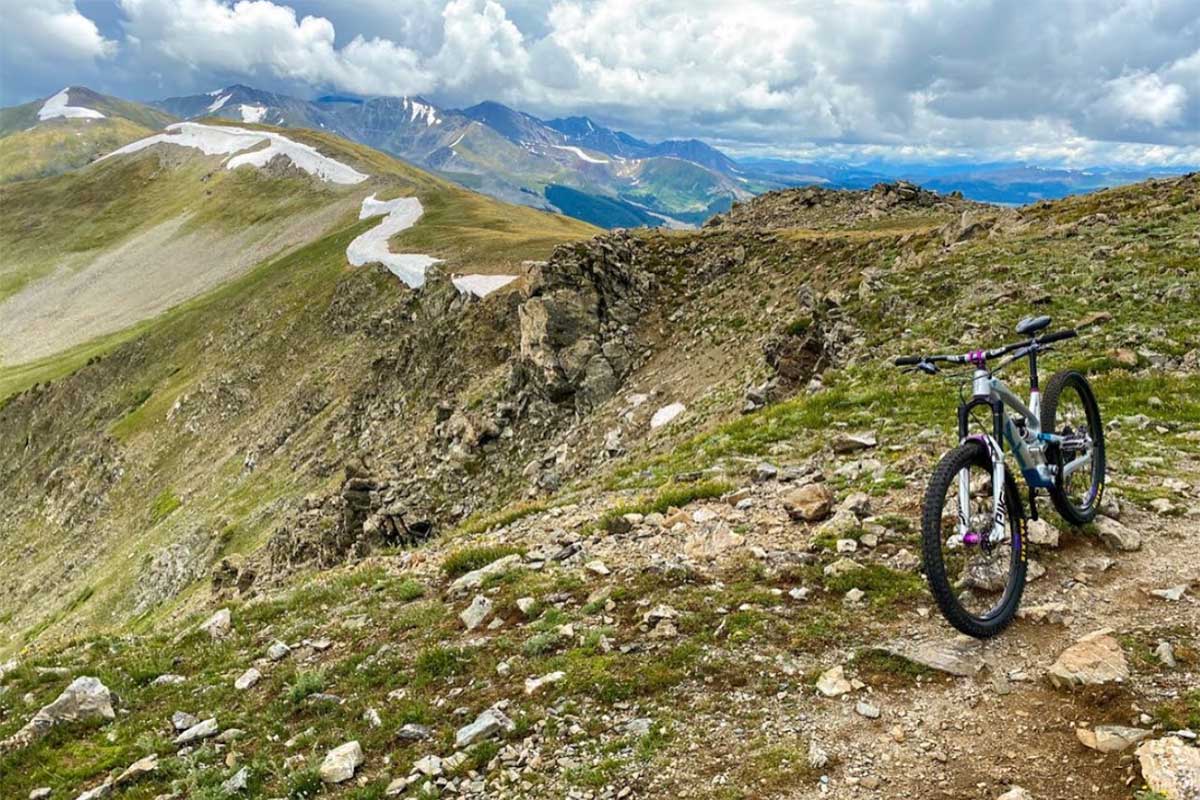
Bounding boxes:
1015 315 1051 335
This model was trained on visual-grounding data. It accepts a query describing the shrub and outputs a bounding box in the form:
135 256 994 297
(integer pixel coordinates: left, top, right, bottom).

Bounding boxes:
441 545 523 578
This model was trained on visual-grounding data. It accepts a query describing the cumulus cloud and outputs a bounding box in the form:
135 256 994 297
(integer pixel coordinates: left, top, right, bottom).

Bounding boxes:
117 0 436 96
3 0 1199 165
0 0 117 91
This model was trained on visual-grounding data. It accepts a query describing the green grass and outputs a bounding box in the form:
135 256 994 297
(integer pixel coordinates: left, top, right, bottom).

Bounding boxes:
149 489 182 524
598 479 733 532
285 669 327 704
441 545 524 578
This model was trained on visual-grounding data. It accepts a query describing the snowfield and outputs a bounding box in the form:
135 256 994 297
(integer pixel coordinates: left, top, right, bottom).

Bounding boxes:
101 123 368 185
347 194 441 288
207 93 231 113
404 98 440 127
38 89 105 121
551 145 610 164
451 274 518 298
239 104 268 123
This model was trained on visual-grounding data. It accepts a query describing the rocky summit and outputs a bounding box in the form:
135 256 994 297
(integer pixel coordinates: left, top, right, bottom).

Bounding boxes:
1 121 1198 800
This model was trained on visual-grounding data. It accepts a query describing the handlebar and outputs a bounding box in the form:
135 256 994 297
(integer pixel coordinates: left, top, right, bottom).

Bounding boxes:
893 328 1077 370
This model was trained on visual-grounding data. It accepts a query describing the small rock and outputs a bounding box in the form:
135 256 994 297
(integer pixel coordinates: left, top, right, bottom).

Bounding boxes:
996 787 1033 800
1094 517 1141 551
29 790 52 800
843 588 865 605
174 718 218 745
234 668 260 691
150 674 186 686
524 671 566 695
832 431 878 453
363 708 382 728
807 739 829 769
221 766 250 793
754 463 779 483
1149 498 1175 515
455 708 514 748
73 781 112 800
1076 725 1151 753
267 641 291 661
449 554 523 595
839 492 871 517
1026 519 1059 547
584 560 610 576
413 754 443 777
782 483 835 522
516 597 537 616
1150 585 1188 602
319 741 363 783
1156 640 1177 668
114 753 158 786
836 538 858 554
460 595 493 631
650 402 686 429
200 608 232 639
1047 630 1129 689
172 711 199 731
855 701 881 719
823 557 860 578
398 723 431 741
816 666 852 697
683 525 745 560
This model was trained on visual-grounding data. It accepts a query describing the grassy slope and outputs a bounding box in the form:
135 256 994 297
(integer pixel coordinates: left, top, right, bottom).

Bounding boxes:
0 175 1196 799
0 90 175 183
0 123 596 657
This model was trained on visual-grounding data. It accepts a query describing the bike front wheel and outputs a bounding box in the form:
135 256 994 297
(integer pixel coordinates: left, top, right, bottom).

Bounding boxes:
921 440 1027 638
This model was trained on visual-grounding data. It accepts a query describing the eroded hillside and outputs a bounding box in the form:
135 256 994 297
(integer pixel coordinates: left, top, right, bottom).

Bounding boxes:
1 172 1198 799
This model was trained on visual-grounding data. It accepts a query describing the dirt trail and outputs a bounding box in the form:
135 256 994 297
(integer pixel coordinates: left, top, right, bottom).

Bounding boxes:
779 504 1199 800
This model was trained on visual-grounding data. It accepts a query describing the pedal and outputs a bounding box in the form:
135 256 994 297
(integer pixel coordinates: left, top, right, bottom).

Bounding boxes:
1028 487 1039 521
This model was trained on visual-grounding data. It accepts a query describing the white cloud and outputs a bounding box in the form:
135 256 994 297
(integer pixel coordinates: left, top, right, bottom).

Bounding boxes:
1100 71 1187 127
4 0 1199 165
117 0 436 96
0 0 116 79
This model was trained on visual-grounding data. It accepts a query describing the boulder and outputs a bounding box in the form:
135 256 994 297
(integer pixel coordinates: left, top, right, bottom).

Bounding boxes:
115 753 158 786
1047 631 1129 689
783 483 834 522
832 432 878 453
1136 737 1200 799
0 676 115 753
319 740 364 783
996 787 1034 800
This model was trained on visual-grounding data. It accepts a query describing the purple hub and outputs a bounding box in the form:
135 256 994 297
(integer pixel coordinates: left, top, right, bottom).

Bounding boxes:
962 531 982 546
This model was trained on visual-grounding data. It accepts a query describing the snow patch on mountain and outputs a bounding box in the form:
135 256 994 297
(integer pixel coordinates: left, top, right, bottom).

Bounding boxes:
403 98 440 127
38 89 105 121
452 274 518 298
347 194 441 288
551 145 610 164
240 104 268 123
101 123 368 185
207 93 231 113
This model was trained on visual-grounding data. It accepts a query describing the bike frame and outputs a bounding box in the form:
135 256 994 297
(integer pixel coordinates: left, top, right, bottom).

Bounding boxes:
951 351 1090 546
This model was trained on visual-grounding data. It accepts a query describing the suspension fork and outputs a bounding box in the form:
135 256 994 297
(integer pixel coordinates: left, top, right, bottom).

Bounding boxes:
958 397 1008 545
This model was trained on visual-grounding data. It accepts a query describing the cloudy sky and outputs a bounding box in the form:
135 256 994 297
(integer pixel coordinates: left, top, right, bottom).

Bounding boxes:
2 0 1198 165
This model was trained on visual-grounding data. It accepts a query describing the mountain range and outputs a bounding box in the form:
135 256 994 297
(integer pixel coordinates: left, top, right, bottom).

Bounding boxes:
0 85 1194 230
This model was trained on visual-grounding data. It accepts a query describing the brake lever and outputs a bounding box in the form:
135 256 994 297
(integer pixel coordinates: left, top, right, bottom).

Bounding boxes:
902 362 939 375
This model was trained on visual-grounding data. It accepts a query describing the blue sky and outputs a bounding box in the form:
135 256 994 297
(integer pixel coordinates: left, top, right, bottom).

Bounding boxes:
2 0 1198 165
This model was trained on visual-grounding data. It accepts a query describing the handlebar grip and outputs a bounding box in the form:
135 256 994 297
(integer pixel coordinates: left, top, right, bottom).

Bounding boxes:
894 355 922 366
1038 329 1077 345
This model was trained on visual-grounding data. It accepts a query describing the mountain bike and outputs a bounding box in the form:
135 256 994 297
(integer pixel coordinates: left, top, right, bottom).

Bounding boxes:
894 315 1105 637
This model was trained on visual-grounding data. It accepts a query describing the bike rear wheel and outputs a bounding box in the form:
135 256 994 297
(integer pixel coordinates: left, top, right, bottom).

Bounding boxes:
921 440 1026 638
1041 370 1105 525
